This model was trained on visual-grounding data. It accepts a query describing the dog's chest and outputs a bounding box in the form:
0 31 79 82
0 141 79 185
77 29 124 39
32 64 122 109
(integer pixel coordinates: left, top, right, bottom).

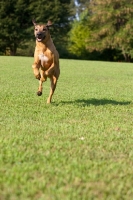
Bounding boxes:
38 53 49 63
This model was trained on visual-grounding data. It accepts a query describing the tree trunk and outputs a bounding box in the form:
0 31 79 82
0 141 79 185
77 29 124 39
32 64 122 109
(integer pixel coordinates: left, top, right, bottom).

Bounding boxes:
10 44 17 56
123 53 131 62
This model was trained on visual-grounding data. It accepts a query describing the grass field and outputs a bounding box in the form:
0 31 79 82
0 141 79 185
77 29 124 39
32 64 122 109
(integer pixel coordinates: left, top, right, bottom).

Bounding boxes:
0 56 133 200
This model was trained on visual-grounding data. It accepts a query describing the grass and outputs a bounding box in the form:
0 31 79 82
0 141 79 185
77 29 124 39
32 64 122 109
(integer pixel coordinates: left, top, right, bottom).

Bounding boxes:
0 56 133 199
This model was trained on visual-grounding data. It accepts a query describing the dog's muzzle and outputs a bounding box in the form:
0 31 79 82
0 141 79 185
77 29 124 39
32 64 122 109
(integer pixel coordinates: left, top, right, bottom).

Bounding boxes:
36 32 45 42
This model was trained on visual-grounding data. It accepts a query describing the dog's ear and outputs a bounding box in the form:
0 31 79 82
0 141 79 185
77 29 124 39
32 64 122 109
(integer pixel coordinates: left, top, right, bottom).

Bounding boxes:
32 19 37 26
46 20 53 27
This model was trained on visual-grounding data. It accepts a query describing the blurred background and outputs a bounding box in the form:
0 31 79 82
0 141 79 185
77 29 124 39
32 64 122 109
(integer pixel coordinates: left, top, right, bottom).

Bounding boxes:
0 0 133 62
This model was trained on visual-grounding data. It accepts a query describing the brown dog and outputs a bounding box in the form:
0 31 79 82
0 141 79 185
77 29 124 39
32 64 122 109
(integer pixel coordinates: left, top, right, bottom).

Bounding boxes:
32 20 60 103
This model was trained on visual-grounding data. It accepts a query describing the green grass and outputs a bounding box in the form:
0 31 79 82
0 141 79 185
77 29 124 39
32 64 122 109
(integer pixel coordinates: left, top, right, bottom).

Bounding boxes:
0 56 133 200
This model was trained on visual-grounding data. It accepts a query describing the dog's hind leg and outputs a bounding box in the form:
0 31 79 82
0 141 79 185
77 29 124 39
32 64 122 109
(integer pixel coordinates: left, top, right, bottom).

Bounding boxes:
37 70 47 96
47 75 57 103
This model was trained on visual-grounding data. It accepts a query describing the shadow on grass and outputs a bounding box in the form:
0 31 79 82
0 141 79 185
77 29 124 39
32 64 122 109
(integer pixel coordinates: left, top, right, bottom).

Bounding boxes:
57 98 131 106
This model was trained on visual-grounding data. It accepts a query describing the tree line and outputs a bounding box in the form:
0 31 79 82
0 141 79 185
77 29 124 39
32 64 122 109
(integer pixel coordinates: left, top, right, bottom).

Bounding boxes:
0 0 133 62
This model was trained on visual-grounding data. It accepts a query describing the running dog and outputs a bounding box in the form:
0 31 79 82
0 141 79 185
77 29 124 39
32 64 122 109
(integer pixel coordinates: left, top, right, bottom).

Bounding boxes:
32 20 60 103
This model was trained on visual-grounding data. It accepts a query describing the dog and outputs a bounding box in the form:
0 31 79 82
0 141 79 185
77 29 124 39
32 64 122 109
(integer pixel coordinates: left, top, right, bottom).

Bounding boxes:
32 20 60 103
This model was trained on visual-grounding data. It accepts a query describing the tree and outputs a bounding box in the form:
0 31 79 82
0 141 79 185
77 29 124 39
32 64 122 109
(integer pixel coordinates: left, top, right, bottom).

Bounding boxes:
0 0 73 56
87 0 133 62
30 0 73 58
0 0 33 55
68 10 90 59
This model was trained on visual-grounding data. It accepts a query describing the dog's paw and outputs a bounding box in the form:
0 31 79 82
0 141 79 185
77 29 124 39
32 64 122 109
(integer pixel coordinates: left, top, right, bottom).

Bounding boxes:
36 74 41 80
40 76 47 82
37 91 42 96
45 71 48 76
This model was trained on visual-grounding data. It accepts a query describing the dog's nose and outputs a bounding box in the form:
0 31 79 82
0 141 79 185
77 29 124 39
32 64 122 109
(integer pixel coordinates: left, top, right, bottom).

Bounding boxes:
37 32 42 37
37 32 42 36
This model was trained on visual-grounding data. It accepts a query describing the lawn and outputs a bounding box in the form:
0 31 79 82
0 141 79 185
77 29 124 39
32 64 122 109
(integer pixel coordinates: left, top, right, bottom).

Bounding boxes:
0 56 133 200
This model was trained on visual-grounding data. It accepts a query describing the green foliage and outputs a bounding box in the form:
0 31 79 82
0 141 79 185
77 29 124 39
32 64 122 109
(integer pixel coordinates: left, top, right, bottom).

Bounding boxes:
1 0 133 60
1 57 133 199
0 0 32 55
0 0 72 56
87 0 133 62
68 10 90 59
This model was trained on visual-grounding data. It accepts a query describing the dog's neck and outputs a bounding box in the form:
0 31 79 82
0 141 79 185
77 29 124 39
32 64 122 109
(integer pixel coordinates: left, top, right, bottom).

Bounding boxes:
35 35 55 53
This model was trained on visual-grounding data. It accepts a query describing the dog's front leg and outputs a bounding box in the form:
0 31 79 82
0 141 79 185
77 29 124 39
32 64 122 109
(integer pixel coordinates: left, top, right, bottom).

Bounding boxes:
32 63 41 80
40 67 47 82
45 63 55 76
32 50 41 80
37 79 43 96
45 54 59 76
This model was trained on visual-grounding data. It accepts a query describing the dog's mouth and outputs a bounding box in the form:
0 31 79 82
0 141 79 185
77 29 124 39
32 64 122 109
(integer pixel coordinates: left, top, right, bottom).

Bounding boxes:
37 38 43 42
36 33 45 42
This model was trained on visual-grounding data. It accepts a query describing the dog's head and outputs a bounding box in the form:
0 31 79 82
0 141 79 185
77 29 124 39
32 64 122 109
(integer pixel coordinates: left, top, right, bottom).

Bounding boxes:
32 20 52 42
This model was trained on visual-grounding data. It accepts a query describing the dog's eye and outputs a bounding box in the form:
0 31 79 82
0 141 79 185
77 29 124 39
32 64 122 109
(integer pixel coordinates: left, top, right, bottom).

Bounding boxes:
35 28 38 31
43 28 46 31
